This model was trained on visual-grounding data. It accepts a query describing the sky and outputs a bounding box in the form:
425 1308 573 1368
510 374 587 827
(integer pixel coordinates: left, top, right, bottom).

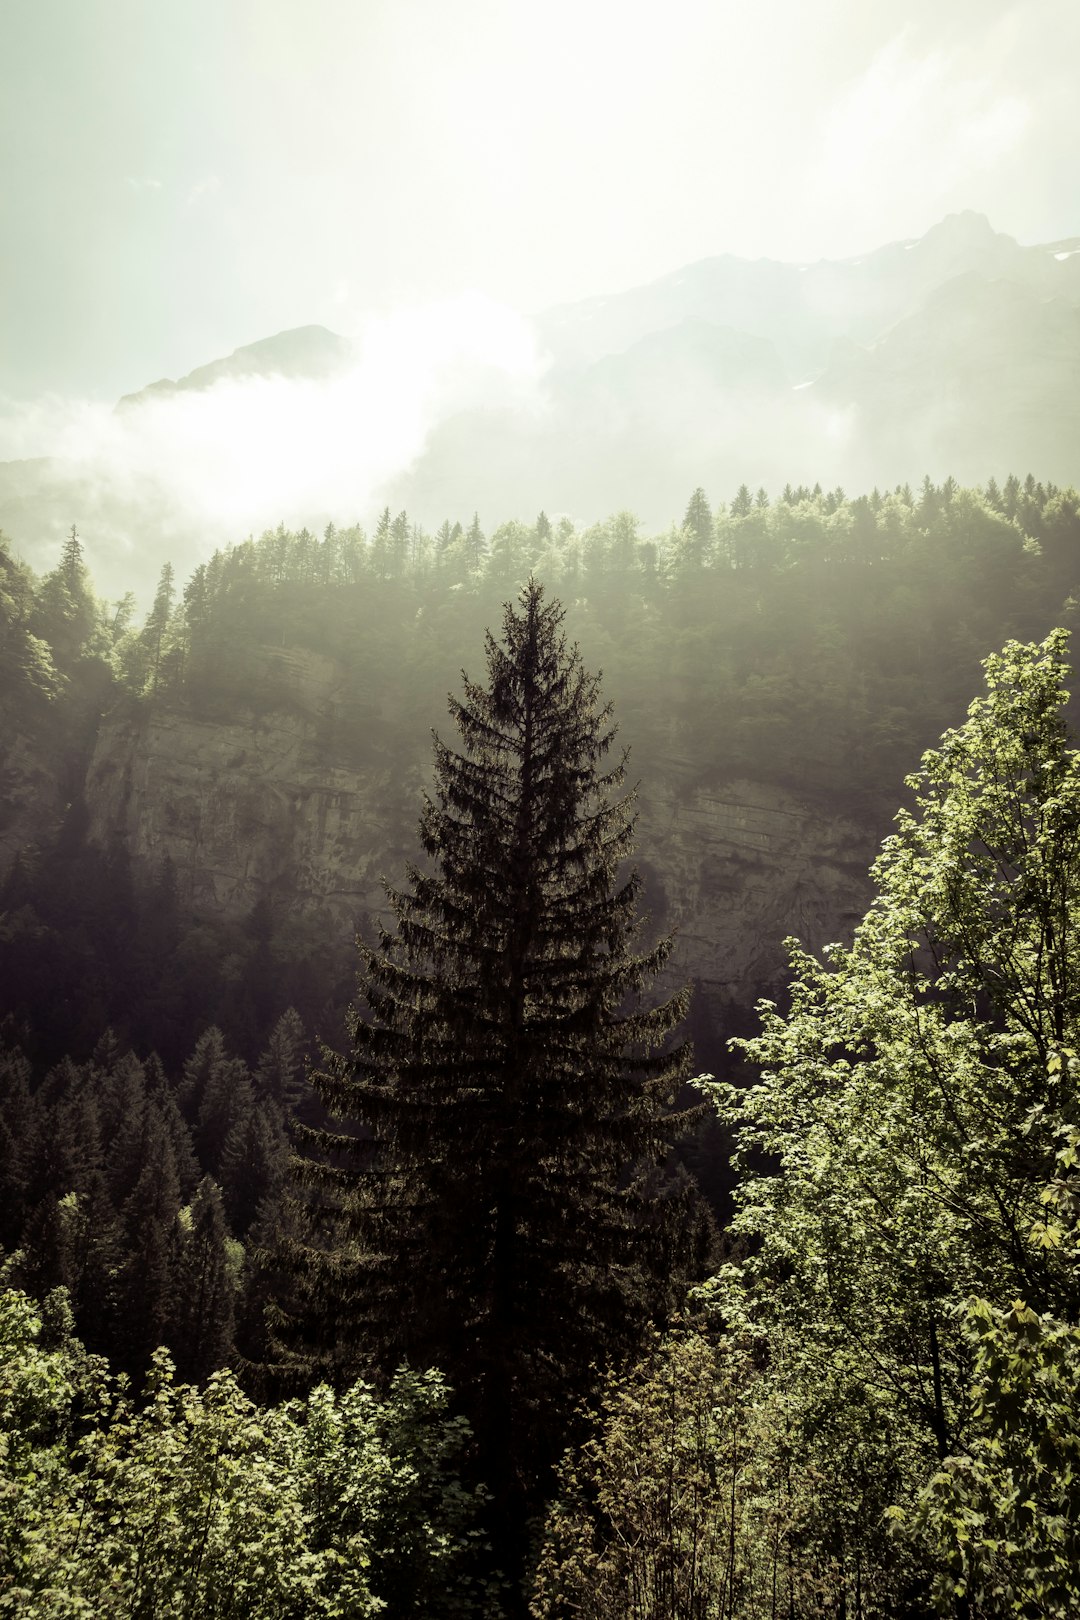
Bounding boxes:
3 0 1078 402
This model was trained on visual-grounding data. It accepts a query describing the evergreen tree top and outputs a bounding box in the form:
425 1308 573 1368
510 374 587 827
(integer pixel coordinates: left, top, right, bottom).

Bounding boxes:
282 580 699 1579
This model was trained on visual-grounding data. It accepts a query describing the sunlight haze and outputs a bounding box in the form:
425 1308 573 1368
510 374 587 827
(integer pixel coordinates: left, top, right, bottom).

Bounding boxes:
2 0 1076 398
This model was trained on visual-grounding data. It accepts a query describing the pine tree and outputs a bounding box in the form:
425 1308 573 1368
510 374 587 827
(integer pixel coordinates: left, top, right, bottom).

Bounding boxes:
61 523 83 587
65 1170 124 1354
180 1026 253 1172
285 580 693 1587
171 1175 237 1382
463 510 486 573
30 525 99 667
118 1123 183 1378
219 1103 288 1236
143 560 176 688
255 1007 310 1116
0 1048 38 1248
682 486 714 560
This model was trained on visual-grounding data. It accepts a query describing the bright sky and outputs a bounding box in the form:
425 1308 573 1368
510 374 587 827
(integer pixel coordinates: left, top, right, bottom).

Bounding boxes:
1 0 1077 400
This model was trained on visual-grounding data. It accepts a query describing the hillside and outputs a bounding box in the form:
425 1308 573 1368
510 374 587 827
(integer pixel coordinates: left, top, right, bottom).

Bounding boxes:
4 213 1080 602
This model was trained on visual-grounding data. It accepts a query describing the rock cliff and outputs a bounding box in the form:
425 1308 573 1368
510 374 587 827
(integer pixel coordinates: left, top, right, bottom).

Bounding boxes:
81 642 882 1048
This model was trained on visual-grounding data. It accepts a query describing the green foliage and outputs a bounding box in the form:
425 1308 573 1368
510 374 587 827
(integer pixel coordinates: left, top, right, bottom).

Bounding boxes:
0 1028 292 1382
914 1124 1080 1616
0 1286 491 1618
0 533 61 705
7 481 1080 1610
28 528 109 673
915 1293 1080 1619
697 631 1080 1606
532 1321 907 1619
285 581 696 1595
531 1329 773 1620
92 474 1080 808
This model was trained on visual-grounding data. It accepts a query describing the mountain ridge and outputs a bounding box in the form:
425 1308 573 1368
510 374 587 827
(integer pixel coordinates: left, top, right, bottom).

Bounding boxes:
3 211 1078 600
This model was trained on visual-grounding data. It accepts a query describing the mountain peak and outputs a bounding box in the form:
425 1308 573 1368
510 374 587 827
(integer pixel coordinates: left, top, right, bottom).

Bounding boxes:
917 211 1011 251
116 325 353 411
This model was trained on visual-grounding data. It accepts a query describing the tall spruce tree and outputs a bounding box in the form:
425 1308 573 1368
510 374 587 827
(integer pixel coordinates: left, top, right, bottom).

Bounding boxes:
285 580 693 1587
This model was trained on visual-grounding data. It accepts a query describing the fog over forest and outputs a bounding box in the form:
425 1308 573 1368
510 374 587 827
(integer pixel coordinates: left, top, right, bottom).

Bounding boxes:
3 4 1080 1617
4 210 1080 603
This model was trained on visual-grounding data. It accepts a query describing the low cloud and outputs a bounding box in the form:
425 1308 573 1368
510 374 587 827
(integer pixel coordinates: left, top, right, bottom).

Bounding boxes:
0 294 547 601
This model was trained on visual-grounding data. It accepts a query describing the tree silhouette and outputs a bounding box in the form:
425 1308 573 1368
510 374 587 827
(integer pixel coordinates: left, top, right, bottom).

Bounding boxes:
286 581 694 1592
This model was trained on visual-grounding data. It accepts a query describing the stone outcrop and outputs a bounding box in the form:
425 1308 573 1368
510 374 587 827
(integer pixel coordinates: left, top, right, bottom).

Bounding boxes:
80 643 882 1044
636 771 875 1013
0 723 70 881
83 646 427 934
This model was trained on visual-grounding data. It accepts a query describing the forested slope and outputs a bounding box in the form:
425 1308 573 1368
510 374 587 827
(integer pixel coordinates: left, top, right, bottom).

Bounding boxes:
3 475 1080 1614
3 473 1079 1073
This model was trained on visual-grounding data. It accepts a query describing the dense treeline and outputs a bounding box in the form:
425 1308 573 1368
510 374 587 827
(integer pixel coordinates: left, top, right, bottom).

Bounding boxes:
1 1288 495 1617
5 632 1080 1616
4 480 1080 1614
125 472 1080 800
533 632 1080 1618
0 1012 311 1386
3 473 1080 1078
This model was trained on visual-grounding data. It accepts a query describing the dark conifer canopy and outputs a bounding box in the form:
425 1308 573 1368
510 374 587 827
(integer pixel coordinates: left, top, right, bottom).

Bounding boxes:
282 579 694 1572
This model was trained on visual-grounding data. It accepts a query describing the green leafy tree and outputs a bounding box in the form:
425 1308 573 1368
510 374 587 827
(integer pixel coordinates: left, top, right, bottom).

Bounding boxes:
286 581 694 1591
914 1123 1080 1617
531 1328 779 1620
700 630 1080 1605
0 1286 493 1618
0 531 60 701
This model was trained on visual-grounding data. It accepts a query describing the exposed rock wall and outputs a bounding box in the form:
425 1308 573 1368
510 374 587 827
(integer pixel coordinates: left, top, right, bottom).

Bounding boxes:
84 678 425 933
81 644 882 1038
636 772 876 1012
0 725 70 879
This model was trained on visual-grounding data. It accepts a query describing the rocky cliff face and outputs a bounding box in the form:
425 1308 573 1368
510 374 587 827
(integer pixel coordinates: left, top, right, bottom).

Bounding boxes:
84 645 427 931
0 723 70 879
635 771 875 1014
81 643 881 1046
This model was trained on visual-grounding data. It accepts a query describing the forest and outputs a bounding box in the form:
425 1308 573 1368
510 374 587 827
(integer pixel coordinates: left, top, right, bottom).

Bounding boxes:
3 473 1080 1617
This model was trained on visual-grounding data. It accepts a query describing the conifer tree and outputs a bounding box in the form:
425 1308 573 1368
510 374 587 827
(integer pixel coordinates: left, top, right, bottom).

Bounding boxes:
143 560 176 688
31 524 99 667
118 1129 182 1379
0 1049 39 1248
255 1007 310 1116
682 486 714 560
285 580 693 1584
219 1104 288 1236
171 1175 237 1382
61 523 83 586
464 509 486 573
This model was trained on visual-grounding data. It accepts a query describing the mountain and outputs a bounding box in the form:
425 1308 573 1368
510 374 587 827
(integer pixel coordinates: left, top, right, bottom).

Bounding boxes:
3 213 1079 597
809 273 1080 489
115 325 355 409
388 213 1080 522
536 211 1080 374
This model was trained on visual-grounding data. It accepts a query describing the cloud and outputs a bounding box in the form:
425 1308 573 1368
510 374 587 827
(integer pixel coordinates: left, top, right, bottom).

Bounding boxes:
125 177 163 192
0 294 547 599
810 32 1030 223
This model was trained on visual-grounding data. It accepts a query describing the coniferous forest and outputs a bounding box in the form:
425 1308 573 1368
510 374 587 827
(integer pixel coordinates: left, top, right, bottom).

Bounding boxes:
4 474 1080 1616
